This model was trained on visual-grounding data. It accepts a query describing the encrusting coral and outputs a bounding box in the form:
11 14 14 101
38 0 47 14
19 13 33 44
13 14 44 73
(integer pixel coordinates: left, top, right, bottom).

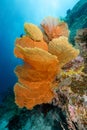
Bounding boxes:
48 36 79 67
70 28 87 94
75 28 87 45
52 28 87 129
14 18 79 110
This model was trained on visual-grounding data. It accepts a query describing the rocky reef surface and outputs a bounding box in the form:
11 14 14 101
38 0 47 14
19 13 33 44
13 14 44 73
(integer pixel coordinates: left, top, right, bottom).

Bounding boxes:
65 0 87 44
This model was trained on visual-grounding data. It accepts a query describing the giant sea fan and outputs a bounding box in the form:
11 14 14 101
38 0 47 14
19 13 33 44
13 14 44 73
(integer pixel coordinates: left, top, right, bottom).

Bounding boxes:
14 20 79 110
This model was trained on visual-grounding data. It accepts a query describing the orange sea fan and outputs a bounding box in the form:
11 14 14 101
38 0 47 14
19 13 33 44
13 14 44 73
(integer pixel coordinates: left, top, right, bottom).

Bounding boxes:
15 36 48 51
14 45 59 71
41 16 69 41
48 36 79 67
14 46 60 109
24 23 43 41
15 63 58 82
14 82 54 109
41 16 60 32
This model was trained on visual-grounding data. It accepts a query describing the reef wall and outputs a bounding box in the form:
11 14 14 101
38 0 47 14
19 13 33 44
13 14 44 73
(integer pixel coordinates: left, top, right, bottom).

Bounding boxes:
65 0 87 44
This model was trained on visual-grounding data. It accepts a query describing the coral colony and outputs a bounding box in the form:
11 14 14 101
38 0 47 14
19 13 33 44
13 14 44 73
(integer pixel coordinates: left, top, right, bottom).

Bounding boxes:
14 17 87 129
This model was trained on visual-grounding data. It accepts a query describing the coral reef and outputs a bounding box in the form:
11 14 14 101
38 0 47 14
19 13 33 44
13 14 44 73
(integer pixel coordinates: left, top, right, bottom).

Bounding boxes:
71 28 87 94
13 17 87 129
75 28 87 45
52 28 87 129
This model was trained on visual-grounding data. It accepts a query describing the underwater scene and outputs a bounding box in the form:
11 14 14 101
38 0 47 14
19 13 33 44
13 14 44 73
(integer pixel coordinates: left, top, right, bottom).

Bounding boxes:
0 0 87 129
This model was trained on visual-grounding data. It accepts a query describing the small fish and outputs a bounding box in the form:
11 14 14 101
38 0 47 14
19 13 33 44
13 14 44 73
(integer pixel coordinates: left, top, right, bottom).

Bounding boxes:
20 33 24 37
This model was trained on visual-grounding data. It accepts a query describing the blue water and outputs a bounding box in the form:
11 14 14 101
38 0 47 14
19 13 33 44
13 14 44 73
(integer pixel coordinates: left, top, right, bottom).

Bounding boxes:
0 0 79 102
